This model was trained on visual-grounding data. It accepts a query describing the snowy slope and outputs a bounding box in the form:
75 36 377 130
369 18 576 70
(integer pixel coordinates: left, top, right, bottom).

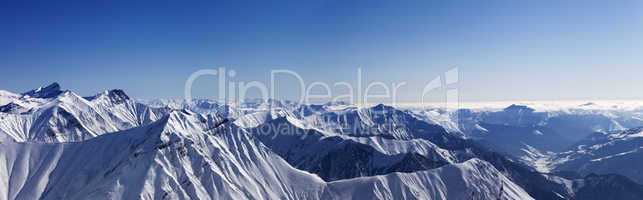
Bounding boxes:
455 104 634 141
296 104 465 149
0 84 168 143
4 82 643 199
0 110 533 200
0 111 325 200
141 98 303 119
236 108 573 199
244 115 465 181
0 90 19 107
551 127 643 184
323 158 533 200
142 98 242 118
449 104 640 160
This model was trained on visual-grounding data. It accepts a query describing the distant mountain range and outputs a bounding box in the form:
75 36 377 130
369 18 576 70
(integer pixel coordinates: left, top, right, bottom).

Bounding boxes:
2 83 643 199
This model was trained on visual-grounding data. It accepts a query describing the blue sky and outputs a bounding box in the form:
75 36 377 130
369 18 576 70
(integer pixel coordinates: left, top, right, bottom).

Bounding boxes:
1 0 643 102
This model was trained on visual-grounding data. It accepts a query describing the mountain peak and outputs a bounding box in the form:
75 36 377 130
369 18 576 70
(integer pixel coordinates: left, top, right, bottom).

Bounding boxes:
86 89 130 104
106 89 129 100
0 102 25 113
22 82 63 99
163 109 229 134
369 103 396 112
504 104 535 113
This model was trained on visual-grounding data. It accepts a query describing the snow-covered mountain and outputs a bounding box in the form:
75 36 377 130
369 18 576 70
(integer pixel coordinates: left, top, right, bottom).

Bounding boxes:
243 114 463 181
549 127 643 184
0 90 20 107
235 105 578 199
0 83 169 143
467 123 571 158
0 109 534 200
570 173 643 200
448 104 643 158
3 83 643 199
141 98 304 119
144 98 643 199
294 104 465 148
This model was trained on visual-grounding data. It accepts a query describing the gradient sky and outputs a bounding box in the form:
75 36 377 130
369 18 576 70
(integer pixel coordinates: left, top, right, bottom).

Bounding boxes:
1 0 643 102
